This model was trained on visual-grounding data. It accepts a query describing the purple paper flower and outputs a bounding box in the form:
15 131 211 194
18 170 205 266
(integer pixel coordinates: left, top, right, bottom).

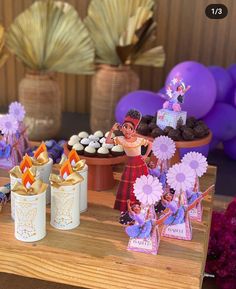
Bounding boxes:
0 114 19 135
167 163 195 193
9 102 25 122
133 174 163 206
182 152 208 177
152 136 176 160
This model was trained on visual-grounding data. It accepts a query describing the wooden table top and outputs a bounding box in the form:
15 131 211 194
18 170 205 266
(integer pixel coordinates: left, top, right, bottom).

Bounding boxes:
0 166 216 289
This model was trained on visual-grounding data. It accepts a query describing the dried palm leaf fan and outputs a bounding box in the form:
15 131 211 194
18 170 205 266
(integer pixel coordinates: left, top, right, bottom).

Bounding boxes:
0 25 8 69
84 0 165 131
6 1 94 140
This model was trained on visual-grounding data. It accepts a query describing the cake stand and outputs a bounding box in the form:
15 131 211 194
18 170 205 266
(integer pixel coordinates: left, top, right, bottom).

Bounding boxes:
64 145 127 191
137 131 212 165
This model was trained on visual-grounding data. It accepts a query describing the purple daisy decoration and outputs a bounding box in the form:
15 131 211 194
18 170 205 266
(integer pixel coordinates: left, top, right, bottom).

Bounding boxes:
152 136 176 160
9 102 25 122
167 163 195 193
182 152 208 177
0 114 19 135
133 175 163 206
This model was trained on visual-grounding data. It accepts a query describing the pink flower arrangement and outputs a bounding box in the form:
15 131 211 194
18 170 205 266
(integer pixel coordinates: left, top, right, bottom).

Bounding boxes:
133 175 163 206
182 152 208 177
166 163 195 193
9 101 25 122
0 114 18 135
206 198 236 289
152 136 176 161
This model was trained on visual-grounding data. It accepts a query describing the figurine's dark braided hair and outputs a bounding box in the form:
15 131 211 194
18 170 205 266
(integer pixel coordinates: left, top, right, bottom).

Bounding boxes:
125 109 141 120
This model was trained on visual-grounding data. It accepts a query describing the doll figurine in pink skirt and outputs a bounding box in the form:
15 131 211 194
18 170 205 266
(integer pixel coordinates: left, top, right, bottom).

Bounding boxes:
106 110 152 212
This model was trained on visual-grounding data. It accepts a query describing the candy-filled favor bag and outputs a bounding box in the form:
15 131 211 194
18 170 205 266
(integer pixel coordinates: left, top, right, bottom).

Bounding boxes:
61 150 88 213
9 154 38 220
50 161 83 230
12 170 48 242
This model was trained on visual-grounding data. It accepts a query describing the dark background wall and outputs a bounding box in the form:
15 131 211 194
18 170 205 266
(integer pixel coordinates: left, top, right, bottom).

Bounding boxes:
0 0 235 112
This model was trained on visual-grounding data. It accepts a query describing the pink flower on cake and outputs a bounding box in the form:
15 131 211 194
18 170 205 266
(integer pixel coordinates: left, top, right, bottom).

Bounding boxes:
167 163 195 193
0 114 18 135
9 102 25 122
182 152 208 177
133 175 163 206
152 136 176 160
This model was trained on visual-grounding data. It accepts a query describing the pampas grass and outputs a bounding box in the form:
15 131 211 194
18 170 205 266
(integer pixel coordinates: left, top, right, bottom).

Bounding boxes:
6 1 94 74
0 25 8 68
84 0 165 67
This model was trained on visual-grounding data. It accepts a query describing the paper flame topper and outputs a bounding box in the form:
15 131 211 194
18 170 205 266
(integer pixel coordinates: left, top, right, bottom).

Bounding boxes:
34 142 47 159
68 150 80 167
32 142 49 165
22 169 35 189
60 160 73 180
20 154 32 173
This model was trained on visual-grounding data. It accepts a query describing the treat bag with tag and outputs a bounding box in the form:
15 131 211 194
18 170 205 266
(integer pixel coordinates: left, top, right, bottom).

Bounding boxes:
50 161 83 230
32 143 53 205
10 155 37 220
66 150 88 213
13 170 47 242
51 182 81 230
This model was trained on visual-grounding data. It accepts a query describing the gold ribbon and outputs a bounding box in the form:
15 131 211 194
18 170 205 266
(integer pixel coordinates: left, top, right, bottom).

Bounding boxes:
9 166 37 179
59 158 86 172
73 160 86 172
32 151 49 166
50 172 84 189
12 180 48 196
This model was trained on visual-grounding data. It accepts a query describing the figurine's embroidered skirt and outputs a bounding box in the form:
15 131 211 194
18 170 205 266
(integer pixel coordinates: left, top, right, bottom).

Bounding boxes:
114 155 148 212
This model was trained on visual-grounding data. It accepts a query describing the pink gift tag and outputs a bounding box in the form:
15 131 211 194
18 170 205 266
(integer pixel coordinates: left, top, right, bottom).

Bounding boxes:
189 201 203 222
161 215 192 241
127 226 160 255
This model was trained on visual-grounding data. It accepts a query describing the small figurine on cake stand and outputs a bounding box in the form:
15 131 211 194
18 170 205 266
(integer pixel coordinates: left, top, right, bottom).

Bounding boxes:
157 75 190 130
182 152 208 222
106 109 152 212
163 75 191 112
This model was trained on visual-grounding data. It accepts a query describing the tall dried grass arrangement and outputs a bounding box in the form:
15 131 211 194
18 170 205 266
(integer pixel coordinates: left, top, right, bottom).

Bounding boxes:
84 0 165 67
6 1 94 74
0 25 8 68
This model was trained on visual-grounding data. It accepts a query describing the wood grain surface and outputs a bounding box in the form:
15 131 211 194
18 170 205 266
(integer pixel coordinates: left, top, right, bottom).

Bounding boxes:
0 166 216 289
0 0 235 112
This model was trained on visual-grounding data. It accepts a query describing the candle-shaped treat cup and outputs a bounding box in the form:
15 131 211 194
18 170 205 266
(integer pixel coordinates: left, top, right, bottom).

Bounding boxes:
50 161 83 230
12 170 48 242
61 150 88 213
31 143 53 205
9 154 37 220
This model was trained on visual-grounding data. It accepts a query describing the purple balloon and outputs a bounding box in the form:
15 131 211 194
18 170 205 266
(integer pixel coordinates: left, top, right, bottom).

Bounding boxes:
227 64 236 84
209 137 221 151
166 61 216 119
224 136 236 160
203 102 236 141
208 66 234 102
115 90 164 123
233 89 236 107
180 144 210 159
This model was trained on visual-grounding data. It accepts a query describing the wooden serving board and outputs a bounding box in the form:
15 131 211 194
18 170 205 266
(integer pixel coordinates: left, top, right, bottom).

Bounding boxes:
0 166 216 289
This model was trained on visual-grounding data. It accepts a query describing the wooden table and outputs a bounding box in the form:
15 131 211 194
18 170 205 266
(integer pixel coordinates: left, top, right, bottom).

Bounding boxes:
0 166 216 289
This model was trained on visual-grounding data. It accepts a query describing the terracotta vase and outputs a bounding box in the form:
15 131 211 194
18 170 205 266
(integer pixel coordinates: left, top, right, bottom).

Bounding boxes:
19 71 61 140
90 64 139 132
